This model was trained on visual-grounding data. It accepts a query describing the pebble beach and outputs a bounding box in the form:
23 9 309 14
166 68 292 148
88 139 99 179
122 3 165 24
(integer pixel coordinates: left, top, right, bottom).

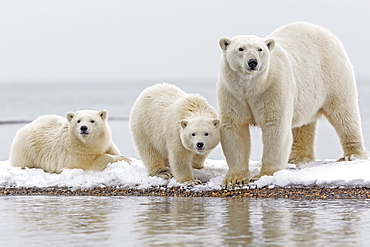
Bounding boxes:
2 186 370 199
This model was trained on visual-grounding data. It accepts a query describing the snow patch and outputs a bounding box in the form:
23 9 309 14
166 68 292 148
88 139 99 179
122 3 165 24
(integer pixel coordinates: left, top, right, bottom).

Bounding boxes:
1 158 370 190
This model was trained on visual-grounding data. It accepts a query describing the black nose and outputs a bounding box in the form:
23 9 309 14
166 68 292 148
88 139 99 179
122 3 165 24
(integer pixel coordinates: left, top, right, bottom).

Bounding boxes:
80 126 88 132
248 59 258 69
196 142 204 150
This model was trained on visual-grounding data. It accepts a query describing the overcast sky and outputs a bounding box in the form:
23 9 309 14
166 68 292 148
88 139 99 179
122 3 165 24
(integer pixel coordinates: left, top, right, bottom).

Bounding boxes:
0 0 369 83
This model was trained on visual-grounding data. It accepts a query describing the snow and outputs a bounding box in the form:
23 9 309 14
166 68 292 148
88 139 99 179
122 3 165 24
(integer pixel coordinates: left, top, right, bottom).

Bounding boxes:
1 158 370 190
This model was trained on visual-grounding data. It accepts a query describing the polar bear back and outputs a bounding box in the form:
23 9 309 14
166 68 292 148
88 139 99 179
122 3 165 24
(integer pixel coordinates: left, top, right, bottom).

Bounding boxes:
10 115 69 172
268 22 353 91
130 84 186 153
267 22 357 127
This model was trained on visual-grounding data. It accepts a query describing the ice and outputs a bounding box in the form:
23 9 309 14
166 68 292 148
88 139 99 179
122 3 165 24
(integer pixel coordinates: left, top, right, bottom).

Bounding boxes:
1 158 370 190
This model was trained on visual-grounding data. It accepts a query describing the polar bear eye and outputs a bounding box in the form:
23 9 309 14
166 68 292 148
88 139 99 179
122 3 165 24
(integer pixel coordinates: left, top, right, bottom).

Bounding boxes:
258 48 263 52
77 120 81 123
191 133 196 137
238 47 244 51
205 133 209 136
90 120 95 123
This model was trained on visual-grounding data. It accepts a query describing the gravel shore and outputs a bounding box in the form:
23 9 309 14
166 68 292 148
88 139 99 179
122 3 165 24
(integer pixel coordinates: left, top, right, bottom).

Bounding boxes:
2 186 370 199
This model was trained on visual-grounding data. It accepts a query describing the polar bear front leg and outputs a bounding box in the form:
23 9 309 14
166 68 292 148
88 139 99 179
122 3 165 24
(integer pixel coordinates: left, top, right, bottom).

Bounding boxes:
106 145 132 164
89 154 127 171
221 122 251 187
251 121 292 181
192 152 209 169
169 149 200 184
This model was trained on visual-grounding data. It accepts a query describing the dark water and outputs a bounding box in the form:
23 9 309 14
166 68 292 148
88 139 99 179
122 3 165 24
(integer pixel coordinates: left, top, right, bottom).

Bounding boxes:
1 196 370 246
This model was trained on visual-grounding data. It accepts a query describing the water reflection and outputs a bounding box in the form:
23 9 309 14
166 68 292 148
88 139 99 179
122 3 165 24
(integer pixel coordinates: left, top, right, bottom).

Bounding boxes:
134 197 224 246
1 197 112 246
1 196 370 246
222 198 253 246
288 201 318 244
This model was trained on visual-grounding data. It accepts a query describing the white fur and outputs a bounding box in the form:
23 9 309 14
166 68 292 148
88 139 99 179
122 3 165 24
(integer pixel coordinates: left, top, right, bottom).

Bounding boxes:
10 110 130 173
130 83 220 184
217 22 368 186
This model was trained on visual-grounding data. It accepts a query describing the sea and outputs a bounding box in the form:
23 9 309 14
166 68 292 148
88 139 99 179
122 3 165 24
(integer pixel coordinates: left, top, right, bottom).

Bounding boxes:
2 196 370 246
1 79 370 246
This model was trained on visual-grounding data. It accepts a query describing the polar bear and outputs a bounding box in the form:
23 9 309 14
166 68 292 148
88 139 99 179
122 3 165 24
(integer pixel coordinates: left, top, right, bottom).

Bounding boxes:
130 83 220 184
217 22 368 186
10 110 130 173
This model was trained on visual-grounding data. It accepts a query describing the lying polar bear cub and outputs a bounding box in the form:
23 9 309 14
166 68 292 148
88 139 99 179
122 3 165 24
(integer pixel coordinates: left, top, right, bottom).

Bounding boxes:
217 22 368 187
10 110 130 173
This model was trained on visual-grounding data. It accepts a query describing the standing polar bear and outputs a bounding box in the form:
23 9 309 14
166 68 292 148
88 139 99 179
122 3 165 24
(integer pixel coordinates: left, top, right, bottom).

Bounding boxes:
10 110 130 173
130 83 220 184
217 22 368 186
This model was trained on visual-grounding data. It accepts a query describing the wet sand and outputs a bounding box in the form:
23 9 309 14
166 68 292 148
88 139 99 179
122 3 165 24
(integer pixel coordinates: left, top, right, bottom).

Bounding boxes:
2 186 370 199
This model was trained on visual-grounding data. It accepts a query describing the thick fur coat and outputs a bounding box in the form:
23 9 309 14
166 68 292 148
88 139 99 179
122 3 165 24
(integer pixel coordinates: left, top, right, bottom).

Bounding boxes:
217 22 368 186
130 83 220 184
10 110 129 173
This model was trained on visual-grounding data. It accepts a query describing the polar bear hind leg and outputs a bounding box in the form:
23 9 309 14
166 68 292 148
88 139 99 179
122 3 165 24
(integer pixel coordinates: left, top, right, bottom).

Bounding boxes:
323 99 368 161
138 143 172 179
288 121 317 166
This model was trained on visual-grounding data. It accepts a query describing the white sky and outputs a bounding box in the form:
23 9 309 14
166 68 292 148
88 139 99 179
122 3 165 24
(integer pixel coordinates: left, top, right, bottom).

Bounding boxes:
0 0 369 83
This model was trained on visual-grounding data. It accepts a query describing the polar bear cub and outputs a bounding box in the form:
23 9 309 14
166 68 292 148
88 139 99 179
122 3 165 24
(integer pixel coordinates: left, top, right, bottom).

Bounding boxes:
10 110 130 173
130 83 220 184
217 22 368 186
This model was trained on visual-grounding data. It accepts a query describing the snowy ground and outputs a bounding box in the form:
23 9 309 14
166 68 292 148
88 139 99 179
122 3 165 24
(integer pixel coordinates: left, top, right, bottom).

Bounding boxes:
1 158 370 190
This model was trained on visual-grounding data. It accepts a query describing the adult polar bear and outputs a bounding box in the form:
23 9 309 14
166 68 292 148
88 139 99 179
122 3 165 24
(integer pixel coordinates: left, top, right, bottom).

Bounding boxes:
217 22 368 186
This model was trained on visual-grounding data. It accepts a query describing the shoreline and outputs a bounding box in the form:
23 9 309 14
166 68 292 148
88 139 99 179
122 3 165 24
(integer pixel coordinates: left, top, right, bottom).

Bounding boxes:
2 186 370 199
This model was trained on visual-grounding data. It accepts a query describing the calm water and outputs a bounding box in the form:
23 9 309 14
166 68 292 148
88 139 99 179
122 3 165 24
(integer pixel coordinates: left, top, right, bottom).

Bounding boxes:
1 196 370 246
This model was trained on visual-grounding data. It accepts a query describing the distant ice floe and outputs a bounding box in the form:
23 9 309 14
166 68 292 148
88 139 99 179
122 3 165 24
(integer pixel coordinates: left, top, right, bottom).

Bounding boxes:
1 158 370 190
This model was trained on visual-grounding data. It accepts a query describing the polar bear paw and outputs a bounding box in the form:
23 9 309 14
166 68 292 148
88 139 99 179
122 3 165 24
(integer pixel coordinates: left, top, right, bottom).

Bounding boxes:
250 174 264 182
250 171 276 182
118 156 132 164
288 156 314 167
182 179 202 186
192 163 204 169
337 153 369 162
156 170 173 180
222 171 249 189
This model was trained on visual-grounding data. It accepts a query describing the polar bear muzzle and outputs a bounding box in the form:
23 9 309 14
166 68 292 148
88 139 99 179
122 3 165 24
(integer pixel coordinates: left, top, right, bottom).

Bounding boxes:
196 141 205 151
80 125 90 135
247 59 258 70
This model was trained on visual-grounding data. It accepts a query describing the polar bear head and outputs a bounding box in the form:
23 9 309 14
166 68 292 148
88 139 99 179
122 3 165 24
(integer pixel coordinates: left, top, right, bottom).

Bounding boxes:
219 35 275 78
66 110 110 143
180 117 220 154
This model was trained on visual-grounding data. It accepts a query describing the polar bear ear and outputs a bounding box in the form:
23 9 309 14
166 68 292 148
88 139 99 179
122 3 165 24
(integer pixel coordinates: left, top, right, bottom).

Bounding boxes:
180 120 188 129
99 110 108 120
213 119 220 128
265 39 275 51
219 37 231 50
66 112 74 122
